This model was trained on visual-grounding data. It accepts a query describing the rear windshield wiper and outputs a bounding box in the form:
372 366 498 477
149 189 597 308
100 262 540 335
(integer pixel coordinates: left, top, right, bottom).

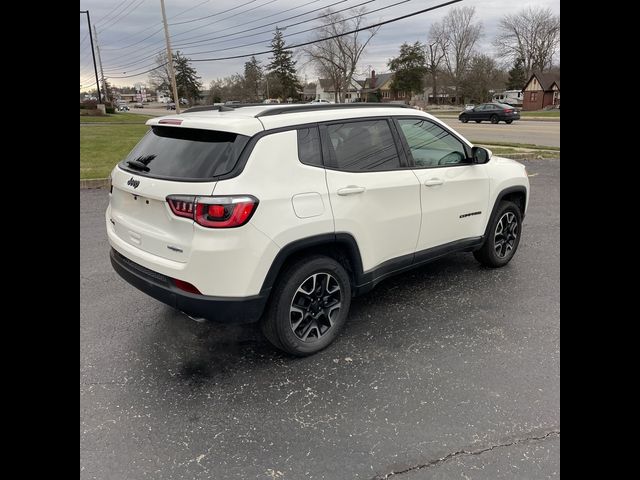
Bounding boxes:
126 154 155 172
126 159 150 171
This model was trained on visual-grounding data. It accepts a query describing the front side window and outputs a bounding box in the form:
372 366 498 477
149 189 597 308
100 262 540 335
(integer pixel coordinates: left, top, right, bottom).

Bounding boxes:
326 119 401 171
397 118 468 168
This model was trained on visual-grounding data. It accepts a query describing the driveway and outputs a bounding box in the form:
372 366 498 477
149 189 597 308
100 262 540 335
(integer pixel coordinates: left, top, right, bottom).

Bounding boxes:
81 158 560 479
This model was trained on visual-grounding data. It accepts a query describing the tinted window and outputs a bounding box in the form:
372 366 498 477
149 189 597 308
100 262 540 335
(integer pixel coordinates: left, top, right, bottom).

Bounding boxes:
297 127 323 167
326 120 401 171
120 126 249 179
397 119 468 168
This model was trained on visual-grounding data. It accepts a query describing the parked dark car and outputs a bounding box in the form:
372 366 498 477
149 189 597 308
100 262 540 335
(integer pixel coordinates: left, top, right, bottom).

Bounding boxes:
166 102 176 110
459 102 520 124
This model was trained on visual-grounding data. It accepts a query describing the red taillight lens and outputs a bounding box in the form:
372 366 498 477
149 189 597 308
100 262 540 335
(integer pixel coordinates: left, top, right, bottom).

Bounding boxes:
167 195 258 228
505 109 513 113
173 278 201 294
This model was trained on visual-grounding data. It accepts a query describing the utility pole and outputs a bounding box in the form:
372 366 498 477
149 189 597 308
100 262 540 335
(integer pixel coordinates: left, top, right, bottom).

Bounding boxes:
93 25 108 103
160 0 181 114
80 10 102 103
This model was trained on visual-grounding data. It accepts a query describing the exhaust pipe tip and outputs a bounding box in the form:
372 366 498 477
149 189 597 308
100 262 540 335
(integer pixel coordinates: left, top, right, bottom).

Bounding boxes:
182 312 207 323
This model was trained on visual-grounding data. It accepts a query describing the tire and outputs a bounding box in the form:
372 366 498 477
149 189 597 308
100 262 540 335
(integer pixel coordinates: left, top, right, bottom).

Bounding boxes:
475 120 481 123
490 115 499 124
505 120 513 124
460 115 469 123
261 255 351 356
473 201 522 268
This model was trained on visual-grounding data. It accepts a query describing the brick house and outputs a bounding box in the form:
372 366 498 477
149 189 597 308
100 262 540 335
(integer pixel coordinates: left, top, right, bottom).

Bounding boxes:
361 71 409 102
522 72 560 111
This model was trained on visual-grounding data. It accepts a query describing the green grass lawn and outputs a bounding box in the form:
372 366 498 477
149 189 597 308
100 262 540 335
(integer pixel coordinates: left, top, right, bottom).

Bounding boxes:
80 112 155 123
482 147 559 158
519 110 560 117
81 124 149 179
470 140 560 151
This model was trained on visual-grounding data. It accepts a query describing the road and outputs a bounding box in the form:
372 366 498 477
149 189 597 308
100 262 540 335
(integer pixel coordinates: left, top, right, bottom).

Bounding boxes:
126 106 560 148
441 119 560 148
81 158 560 479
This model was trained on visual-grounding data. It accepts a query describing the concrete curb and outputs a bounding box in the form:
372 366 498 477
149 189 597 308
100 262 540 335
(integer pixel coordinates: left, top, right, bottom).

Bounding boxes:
81 178 110 189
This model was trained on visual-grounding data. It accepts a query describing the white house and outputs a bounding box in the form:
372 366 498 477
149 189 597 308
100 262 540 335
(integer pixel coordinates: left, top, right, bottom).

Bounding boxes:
315 78 364 103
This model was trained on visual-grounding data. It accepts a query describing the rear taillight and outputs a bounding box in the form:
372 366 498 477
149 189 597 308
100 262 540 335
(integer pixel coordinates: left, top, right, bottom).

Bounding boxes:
166 195 258 228
504 109 513 113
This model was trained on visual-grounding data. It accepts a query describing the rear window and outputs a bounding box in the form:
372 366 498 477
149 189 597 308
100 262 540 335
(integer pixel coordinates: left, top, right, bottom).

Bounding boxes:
119 126 250 180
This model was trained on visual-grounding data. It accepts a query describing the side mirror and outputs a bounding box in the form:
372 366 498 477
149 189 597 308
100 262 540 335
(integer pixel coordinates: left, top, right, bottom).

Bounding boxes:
472 146 492 164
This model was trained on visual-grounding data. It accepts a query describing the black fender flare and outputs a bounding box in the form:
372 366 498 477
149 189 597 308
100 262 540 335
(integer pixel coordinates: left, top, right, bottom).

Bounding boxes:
259 233 364 296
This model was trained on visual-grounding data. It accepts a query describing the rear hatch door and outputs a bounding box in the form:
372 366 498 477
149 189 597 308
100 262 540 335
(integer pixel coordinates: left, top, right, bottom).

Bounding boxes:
109 124 252 263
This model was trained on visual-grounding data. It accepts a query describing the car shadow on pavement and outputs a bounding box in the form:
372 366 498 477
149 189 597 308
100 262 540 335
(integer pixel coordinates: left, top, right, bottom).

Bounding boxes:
137 253 486 391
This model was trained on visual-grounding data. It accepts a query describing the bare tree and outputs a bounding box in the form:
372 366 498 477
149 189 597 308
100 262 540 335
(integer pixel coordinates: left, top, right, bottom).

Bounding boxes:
441 6 482 104
426 21 448 104
494 7 560 77
148 52 171 94
304 8 379 103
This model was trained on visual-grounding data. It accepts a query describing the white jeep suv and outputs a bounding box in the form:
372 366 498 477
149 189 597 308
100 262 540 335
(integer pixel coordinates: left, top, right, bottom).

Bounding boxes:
107 104 529 356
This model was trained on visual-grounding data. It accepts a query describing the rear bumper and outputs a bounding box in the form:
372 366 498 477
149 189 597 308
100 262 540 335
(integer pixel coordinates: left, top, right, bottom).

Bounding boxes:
110 248 267 323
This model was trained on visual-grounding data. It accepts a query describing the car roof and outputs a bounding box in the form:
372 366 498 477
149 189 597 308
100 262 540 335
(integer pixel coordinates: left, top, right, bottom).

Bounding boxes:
145 104 462 140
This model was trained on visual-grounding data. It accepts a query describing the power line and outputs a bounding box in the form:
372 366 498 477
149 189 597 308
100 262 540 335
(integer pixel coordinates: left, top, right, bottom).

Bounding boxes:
80 31 89 47
190 0 463 62
102 0 358 72
173 0 347 48
169 0 212 20
100 0 211 48
169 0 259 26
98 0 148 34
94 0 130 26
170 0 282 40
108 62 168 79
183 0 403 57
107 0 461 80
181 0 383 54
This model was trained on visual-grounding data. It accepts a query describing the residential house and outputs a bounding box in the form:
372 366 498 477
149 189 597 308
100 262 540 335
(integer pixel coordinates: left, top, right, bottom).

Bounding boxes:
302 83 316 102
360 71 409 102
522 72 560 111
315 78 363 102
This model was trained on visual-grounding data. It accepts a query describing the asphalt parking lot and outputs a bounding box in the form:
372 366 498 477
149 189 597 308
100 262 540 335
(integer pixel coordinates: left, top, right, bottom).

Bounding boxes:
80 158 559 479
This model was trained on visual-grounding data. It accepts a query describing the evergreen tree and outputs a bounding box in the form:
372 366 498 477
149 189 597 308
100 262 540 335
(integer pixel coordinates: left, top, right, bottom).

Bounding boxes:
244 56 263 101
506 57 527 90
267 28 301 99
388 42 428 98
174 52 202 103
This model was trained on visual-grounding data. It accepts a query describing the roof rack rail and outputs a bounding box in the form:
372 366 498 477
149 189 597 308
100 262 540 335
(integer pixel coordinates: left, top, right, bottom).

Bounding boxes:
254 103 412 117
182 105 222 113
183 103 266 113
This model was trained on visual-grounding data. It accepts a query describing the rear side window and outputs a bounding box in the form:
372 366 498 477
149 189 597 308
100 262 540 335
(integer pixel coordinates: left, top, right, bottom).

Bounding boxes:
326 120 401 171
297 127 322 167
120 126 249 179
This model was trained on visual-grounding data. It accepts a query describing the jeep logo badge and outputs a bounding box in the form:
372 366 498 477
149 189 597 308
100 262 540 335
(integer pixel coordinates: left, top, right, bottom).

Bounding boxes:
127 177 140 189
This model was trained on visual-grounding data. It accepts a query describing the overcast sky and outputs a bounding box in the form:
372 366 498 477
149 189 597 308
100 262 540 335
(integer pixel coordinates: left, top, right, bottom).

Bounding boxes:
80 0 560 89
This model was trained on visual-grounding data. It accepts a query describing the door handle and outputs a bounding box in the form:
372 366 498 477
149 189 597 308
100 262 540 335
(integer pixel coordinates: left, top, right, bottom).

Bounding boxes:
337 186 366 196
424 178 444 187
